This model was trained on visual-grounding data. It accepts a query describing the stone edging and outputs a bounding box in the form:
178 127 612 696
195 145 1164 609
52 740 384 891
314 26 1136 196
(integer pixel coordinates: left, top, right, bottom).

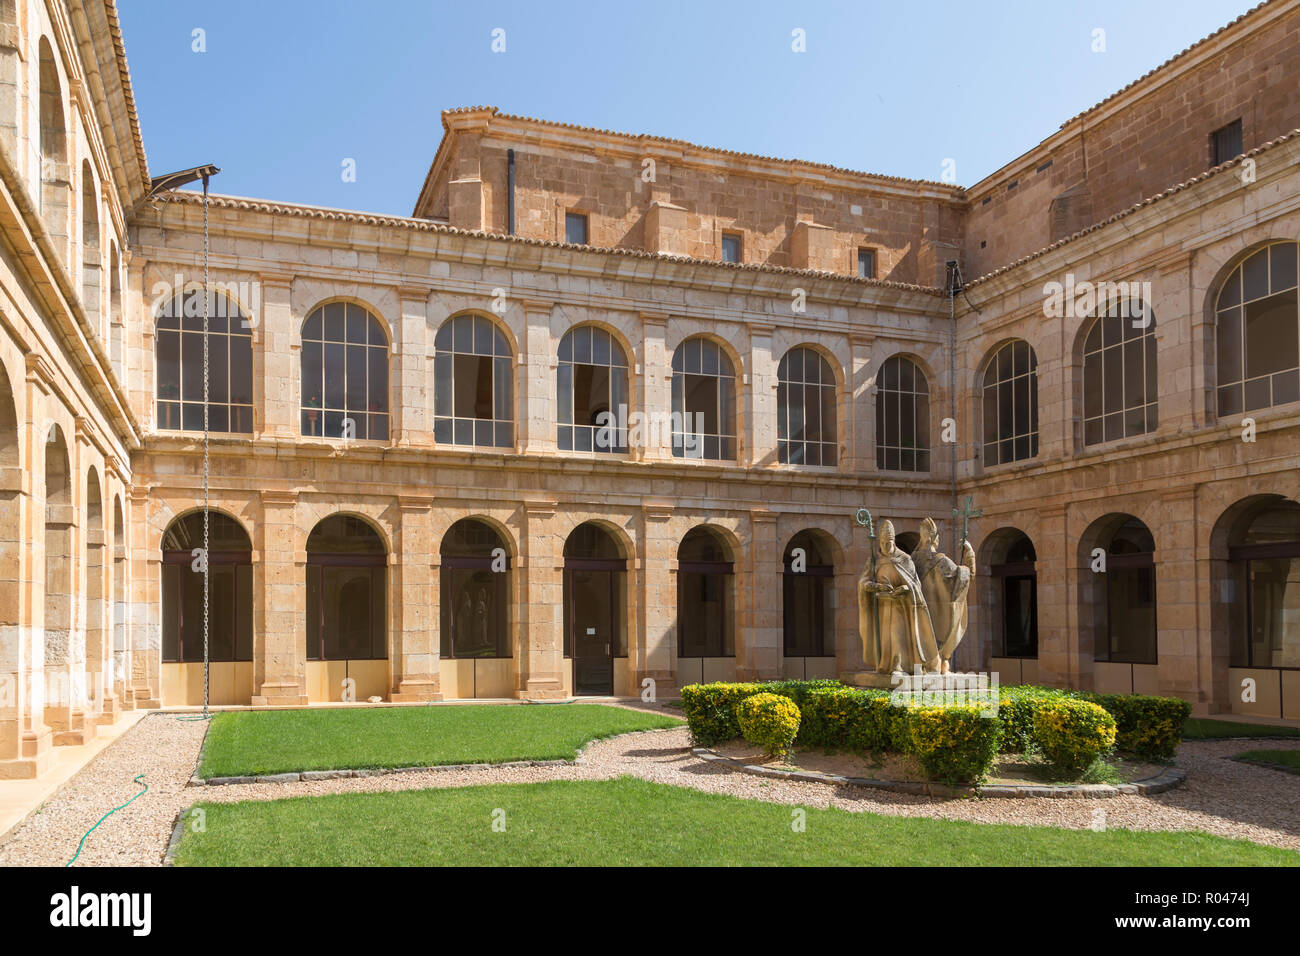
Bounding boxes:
691 747 1186 799
162 806 189 866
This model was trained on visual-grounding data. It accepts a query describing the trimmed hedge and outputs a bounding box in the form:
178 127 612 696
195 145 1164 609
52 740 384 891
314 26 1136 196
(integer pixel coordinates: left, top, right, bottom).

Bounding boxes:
736 693 801 758
799 686 909 753
679 679 1190 785
909 705 1002 785
1081 692 1191 760
997 685 1072 754
1033 698 1117 776
679 680 839 747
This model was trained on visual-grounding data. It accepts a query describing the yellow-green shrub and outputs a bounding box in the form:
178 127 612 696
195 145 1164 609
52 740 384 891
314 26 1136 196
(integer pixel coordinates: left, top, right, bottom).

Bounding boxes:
736 693 801 758
1033 698 1117 776
907 705 1001 785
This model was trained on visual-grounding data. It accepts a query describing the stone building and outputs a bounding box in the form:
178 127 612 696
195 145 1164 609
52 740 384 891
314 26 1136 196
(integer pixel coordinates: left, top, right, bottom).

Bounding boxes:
2 0 1299 778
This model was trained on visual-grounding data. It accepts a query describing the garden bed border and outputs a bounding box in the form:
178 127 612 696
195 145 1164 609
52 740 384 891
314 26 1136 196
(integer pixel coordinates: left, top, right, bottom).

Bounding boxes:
691 746 1186 798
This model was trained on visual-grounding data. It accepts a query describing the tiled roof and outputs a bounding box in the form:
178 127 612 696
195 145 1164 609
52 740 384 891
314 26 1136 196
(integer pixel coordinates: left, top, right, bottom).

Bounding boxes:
966 127 1300 288
152 191 947 296
105 0 150 187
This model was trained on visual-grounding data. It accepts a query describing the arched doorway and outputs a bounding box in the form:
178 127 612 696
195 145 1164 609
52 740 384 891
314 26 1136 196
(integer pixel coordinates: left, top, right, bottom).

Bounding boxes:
563 523 626 696
161 510 253 705
1222 497 1300 718
306 515 388 702
984 529 1038 684
1082 514 1157 694
112 498 128 708
440 518 513 698
782 530 835 678
676 526 735 685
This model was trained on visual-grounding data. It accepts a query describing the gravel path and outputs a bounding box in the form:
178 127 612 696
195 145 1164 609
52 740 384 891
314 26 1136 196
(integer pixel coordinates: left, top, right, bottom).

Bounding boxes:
1 711 1296 866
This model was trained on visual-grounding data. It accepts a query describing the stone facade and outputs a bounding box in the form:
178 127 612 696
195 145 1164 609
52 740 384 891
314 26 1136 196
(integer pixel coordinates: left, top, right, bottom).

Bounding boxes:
2 0 1299 778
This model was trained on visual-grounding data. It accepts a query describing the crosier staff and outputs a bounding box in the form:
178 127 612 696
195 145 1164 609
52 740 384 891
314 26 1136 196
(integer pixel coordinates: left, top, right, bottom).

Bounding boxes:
855 508 881 670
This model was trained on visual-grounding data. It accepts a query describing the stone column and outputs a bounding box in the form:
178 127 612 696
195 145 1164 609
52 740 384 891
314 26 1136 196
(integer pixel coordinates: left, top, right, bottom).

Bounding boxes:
749 323 777 466
252 490 307 705
128 484 160 708
391 496 439 700
640 501 677 695
848 333 874 472
739 509 781 680
394 288 431 446
1036 504 1073 689
1155 487 1201 704
518 498 564 699
519 299 554 456
259 273 295 439
638 312 671 463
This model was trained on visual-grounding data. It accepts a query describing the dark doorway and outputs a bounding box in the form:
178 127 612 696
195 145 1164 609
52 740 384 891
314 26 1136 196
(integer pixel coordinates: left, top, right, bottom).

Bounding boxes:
991 533 1037 658
564 523 626 696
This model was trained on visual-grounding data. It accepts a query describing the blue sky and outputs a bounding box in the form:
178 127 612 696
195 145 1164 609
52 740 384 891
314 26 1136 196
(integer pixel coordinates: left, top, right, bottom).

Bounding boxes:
118 0 1256 217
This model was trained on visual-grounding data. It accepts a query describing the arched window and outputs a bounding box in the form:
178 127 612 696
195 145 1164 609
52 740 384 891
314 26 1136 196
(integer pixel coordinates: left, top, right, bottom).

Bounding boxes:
783 530 833 658
1088 516 1157 665
558 326 628 453
1216 241 1300 416
563 523 627 695
300 302 389 440
38 37 69 241
671 337 736 461
1082 299 1157 445
81 162 101 329
778 347 837 466
875 355 930 472
155 290 253 433
981 340 1038 466
162 511 252 663
440 519 511 658
677 527 734 657
306 515 386 661
1227 498 1300 669
434 314 513 448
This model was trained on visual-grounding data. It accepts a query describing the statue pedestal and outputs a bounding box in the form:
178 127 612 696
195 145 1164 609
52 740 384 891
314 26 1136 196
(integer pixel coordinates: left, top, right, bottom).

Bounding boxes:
847 672 898 689
847 670 996 693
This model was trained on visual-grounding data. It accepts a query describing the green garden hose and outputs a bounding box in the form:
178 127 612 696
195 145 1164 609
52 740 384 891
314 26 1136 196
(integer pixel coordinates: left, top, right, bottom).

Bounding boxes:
66 773 148 866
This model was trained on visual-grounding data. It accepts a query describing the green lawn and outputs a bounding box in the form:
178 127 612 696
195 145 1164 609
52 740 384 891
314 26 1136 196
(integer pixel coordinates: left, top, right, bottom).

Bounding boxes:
173 776 1298 866
1183 718 1300 740
1233 749 1300 774
198 704 682 778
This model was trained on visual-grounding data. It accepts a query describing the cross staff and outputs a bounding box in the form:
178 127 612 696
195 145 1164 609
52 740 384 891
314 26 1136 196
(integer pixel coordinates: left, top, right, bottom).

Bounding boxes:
855 508 881 670
952 495 983 549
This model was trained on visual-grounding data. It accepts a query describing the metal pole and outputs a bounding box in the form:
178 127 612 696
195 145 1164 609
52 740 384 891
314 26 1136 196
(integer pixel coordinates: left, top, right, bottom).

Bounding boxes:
202 173 210 719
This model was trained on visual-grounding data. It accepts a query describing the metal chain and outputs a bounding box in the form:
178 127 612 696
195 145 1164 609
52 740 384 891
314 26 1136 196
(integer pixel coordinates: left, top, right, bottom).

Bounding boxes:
202 175 210 718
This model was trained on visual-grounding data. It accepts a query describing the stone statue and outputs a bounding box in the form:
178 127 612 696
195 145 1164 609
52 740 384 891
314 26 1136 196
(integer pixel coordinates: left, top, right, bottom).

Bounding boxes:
911 517 976 673
858 520 942 674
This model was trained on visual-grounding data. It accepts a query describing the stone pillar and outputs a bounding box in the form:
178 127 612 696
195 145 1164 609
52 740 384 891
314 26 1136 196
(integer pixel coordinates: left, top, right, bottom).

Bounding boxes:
518 499 564 699
394 288 431 446
259 273 295 439
848 333 874 472
739 509 781 680
749 323 777 466
391 496 439 700
638 312 670 463
1036 504 1074 689
128 484 160 708
519 300 555 456
252 490 307 705
640 501 677 695
1155 487 1201 704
